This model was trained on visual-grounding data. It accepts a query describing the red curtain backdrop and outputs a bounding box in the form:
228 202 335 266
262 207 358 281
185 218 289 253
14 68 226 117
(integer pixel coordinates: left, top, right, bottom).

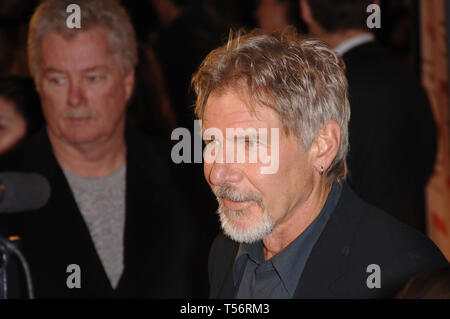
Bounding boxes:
421 0 450 261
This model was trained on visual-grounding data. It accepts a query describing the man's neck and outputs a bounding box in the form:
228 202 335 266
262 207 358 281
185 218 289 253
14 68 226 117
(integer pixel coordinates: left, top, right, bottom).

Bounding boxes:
318 29 372 50
48 126 127 178
262 180 332 260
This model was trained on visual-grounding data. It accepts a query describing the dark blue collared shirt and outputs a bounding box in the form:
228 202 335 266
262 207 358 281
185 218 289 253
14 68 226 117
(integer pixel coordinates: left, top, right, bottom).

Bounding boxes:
233 182 342 298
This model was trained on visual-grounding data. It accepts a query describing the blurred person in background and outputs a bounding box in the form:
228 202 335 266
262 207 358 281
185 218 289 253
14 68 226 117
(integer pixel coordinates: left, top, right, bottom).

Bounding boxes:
150 0 237 129
145 0 259 294
0 76 43 155
300 0 437 233
255 0 307 33
0 0 200 298
0 0 38 76
126 41 177 139
373 0 417 69
120 1 177 139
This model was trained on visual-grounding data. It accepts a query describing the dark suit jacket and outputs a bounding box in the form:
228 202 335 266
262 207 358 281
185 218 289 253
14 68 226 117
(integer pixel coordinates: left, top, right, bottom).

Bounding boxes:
208 184 448 298
343 41 437 233
0 126 202 298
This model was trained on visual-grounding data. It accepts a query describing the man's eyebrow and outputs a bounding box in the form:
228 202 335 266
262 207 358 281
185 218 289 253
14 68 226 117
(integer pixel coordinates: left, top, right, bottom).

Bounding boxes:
234 133 259 139
43 68 65 75
233 131 261 140
42 66 110 75
83 66 110 73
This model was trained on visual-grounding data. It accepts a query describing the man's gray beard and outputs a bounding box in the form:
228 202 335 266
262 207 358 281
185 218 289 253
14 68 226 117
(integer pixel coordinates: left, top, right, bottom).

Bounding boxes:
217 203 274 244
213 185 274 243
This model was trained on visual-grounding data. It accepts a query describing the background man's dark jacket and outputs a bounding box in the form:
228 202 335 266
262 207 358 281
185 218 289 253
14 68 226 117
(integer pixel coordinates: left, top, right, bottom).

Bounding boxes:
208 184 448 298
0 125 204 298
343 41 437 233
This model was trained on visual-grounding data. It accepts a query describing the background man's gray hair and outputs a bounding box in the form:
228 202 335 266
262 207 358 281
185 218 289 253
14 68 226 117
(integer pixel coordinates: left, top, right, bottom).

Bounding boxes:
28 0 137 80
192 28 351 183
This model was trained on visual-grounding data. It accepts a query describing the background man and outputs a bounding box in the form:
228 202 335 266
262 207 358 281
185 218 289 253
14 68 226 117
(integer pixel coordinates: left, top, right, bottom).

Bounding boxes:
0 0 199 298
192 29 448 298
300 0 437 233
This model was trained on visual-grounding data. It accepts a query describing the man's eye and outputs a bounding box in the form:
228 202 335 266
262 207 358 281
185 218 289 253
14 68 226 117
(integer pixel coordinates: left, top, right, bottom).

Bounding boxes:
204 139 222 152
50 77 65 84
88 75 101 83
246 139 259 148
204 139 220 146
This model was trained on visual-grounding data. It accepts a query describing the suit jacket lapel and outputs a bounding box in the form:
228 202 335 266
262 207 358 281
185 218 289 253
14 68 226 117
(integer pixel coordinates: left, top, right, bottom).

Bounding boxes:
218 243 238 298
21 131 113 296
209 234 239 298
114 131 144 295
294 184 364 298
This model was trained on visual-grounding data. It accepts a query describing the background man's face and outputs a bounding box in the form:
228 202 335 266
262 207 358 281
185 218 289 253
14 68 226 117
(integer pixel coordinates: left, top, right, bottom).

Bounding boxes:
37 28 134 146
202 91 315 243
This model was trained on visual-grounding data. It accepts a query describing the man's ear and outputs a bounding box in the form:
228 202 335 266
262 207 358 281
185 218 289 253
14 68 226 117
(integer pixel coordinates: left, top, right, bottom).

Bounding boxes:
310 119 341 174
124 69 135 102
300 0 314 25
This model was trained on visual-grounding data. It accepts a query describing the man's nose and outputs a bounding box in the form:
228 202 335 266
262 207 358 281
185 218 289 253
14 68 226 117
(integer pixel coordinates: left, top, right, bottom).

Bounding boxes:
208 161 243 186
67 81 85 107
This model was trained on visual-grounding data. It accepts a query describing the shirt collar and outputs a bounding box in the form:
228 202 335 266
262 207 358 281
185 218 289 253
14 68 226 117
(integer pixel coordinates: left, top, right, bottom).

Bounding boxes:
333 33 375 56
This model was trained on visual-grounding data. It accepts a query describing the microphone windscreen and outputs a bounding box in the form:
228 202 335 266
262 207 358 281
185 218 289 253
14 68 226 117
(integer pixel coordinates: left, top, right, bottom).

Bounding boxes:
0 172 51 213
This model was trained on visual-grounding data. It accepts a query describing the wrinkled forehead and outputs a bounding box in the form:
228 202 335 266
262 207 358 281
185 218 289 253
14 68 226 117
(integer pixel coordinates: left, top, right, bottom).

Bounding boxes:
203 90 283 132
202 88 292 138
39 28 118 72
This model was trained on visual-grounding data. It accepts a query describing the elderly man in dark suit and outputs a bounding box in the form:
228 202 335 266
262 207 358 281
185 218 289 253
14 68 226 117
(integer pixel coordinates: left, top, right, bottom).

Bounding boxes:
0 0 201 298
300 0 437 233
192 28 448 299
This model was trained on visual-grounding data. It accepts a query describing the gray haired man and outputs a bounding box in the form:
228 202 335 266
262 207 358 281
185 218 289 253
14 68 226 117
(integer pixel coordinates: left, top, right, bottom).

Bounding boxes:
192 29 448 298
0 0 200 298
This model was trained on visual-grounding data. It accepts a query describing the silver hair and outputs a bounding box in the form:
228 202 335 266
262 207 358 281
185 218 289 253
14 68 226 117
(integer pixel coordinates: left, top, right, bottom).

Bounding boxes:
28 0 137 80
192 28 351 183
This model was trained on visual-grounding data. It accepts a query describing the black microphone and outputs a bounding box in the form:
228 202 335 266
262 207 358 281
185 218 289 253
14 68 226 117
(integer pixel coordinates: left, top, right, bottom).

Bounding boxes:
0 172 51 213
